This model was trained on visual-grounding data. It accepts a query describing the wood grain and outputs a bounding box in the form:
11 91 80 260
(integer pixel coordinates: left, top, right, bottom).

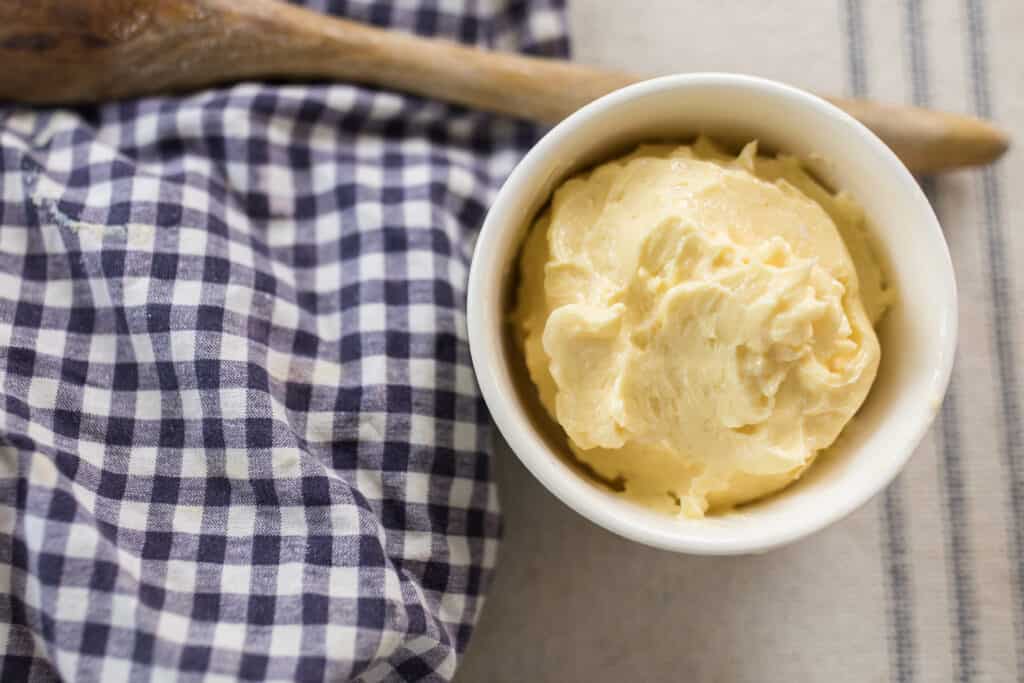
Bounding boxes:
0 0 1008 173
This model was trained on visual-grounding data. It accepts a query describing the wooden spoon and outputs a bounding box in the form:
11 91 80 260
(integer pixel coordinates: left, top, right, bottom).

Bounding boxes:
0 0 1008 174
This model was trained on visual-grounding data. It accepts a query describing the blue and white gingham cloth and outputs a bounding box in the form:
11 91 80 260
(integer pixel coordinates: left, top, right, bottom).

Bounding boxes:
0 1 569 680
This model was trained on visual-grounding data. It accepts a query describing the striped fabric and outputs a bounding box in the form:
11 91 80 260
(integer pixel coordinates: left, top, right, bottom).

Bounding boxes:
459 1 1024 681
847 1 1021 680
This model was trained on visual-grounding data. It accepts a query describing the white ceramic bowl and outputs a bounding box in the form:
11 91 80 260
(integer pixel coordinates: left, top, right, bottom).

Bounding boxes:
467 73 957 555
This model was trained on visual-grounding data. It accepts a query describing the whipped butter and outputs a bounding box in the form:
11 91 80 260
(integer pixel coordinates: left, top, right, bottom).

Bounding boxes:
513 137 891 517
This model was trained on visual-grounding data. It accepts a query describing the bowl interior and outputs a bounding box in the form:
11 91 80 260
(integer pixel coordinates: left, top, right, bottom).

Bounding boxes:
469 74 956 554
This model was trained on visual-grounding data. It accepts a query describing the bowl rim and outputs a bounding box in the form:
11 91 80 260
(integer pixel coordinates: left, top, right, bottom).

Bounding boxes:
466 72 958 555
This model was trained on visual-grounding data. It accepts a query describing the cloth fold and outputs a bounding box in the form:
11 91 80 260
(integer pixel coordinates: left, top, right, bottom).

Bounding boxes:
0 1 569 680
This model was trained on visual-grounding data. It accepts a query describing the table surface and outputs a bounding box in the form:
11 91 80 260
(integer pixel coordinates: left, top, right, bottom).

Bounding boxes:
458 1 1024 681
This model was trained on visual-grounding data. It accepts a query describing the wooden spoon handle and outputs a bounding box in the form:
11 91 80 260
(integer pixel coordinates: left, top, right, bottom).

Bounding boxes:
0 0 1008 174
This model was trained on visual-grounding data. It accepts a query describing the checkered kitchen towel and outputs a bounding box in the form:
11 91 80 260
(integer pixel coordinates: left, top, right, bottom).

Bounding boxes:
0 1 569 680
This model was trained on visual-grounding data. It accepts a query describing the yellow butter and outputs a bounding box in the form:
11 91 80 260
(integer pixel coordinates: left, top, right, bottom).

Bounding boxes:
513 138 891 517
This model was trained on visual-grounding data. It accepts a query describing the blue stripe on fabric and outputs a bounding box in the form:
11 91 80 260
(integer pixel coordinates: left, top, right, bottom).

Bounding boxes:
843 1 915 680
904 0 979 680
964 1 1024 678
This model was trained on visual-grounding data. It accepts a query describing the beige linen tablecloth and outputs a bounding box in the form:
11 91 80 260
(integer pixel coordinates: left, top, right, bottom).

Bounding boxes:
459 1 1024 680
